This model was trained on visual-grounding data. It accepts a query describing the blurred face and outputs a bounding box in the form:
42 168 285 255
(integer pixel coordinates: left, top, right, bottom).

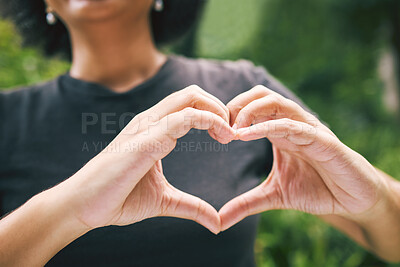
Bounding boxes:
45 0 153 28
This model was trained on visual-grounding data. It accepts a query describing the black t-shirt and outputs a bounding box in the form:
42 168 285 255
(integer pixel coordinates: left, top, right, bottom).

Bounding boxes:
0 55 305 267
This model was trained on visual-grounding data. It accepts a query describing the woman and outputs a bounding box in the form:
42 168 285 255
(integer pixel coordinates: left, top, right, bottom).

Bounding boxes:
0 0 399 266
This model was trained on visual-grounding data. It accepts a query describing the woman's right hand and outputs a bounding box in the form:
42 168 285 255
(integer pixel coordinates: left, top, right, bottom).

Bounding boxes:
58 85 235 234
0 85 234 266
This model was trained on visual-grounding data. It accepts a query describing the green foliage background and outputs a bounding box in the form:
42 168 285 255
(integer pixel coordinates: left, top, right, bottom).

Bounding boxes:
1 0 400 266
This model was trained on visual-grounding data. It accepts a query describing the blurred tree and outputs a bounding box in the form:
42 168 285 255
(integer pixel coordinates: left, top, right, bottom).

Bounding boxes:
332 0 400 118
0 20 69 90
195 0 262 59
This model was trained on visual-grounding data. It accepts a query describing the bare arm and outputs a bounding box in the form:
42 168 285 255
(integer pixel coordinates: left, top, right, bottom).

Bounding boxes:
320 169 400 262
0 186 89 266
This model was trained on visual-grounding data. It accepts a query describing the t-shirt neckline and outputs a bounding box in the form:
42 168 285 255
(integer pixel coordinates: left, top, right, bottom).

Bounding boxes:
59 55 175 97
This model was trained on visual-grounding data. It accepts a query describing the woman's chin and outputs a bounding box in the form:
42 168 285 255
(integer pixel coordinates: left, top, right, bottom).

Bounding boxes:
67 0 126 21
69 0 114 7
65 0 145 23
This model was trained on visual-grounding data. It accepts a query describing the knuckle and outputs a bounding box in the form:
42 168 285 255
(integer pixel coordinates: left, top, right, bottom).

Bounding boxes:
164 89 184 103
276 118 294 132
307 115 321 127
266 95 283 115
180 94 196 107
126 115 140 127
180 108 198 127
252 85 269 94
131 113 144 125
267 94 283 105
180 86 203 107
181 107 197 117
227 102 242 115
184 84 203 96
286 98 300 109
237 106 254 122
187 84 203 92
281 118 294 126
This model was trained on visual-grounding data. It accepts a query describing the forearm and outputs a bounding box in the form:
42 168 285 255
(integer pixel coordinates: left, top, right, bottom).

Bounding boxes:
320 169 400 262
0 184 90 266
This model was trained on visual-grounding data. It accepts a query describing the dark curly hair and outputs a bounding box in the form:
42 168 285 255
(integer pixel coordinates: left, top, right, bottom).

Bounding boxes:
0 0 207 60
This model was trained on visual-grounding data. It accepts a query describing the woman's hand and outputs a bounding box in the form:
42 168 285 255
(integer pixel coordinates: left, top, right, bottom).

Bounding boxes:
65 85 235 234
219 86 400 261
0 85 235 267
220 85 384 224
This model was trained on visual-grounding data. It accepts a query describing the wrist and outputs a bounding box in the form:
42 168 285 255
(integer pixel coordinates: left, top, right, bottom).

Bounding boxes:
342 170 400 262
0 183 91 266
339 166 400 229
32 183 92 239
343 172 391 223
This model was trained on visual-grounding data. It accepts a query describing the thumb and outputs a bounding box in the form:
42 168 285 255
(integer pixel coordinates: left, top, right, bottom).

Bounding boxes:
161 185 221 234
218 178 283 231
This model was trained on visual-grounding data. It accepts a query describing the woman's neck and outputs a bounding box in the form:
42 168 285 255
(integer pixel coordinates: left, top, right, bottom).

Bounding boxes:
68 16 166 93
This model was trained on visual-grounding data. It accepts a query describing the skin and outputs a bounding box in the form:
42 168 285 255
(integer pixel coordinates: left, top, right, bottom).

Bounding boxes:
220 85 400 262
1 0 400 265
48 0 167 92
0 85 235 266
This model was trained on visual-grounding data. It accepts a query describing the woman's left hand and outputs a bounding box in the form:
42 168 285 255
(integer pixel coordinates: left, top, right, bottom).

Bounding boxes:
219 85 389 230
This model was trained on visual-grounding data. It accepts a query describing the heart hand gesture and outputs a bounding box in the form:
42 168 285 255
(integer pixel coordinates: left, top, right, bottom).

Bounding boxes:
3 85 400 267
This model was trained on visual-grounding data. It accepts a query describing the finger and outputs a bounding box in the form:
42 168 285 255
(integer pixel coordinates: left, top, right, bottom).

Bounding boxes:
162 185 221 234
234 94 318 129
236 119 340 163
165 108 235 142
227 85 275 126
236 118 318 145
142 85 230 123
219 179 282 231
125 110 235 177
140 108 236 160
